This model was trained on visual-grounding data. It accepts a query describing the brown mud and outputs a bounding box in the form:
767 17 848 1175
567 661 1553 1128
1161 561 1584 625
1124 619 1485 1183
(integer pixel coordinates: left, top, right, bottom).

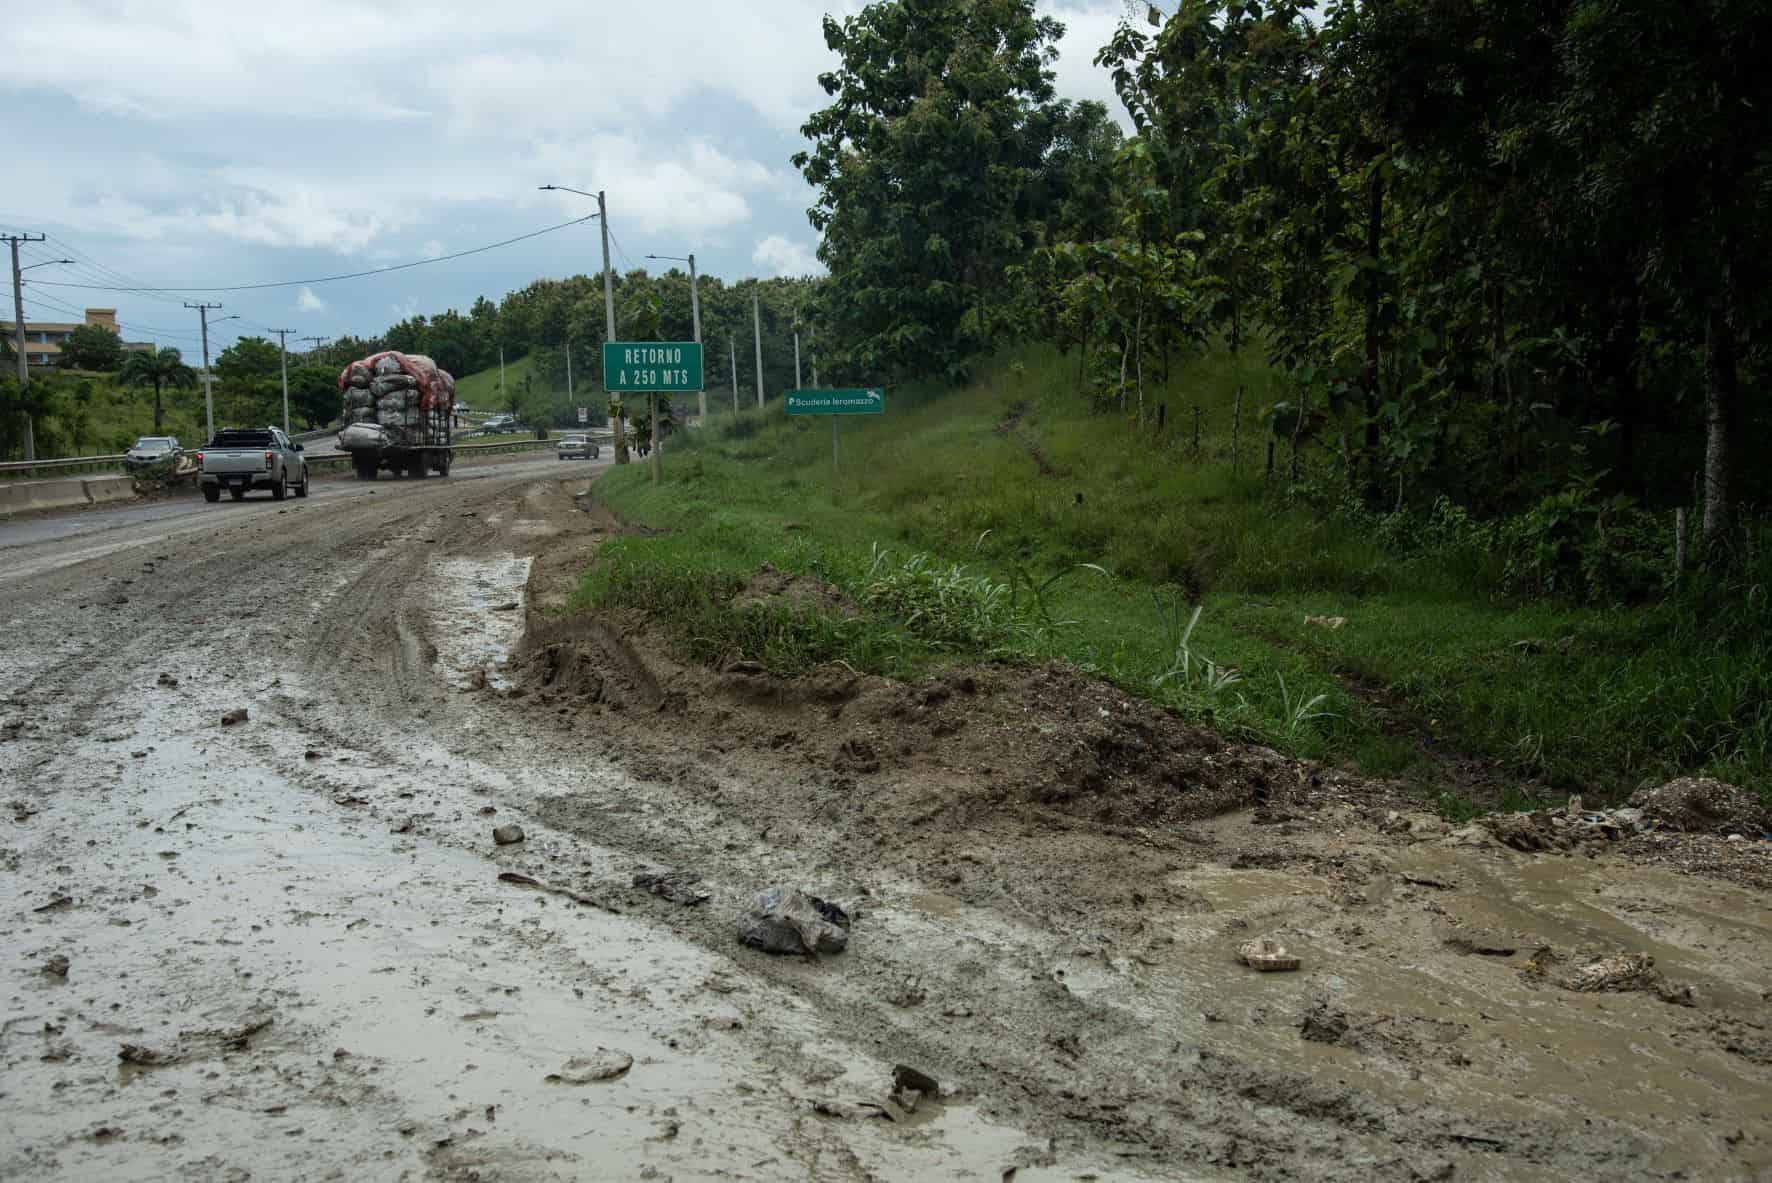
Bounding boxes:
3 467 1769 1181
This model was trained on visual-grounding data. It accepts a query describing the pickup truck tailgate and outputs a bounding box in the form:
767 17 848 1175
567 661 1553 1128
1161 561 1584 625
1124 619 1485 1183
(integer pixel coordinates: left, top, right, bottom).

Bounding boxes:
203 449 271 475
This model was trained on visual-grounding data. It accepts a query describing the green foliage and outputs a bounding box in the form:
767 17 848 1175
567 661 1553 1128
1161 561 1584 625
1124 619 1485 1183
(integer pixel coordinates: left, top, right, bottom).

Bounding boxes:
583 345 1772 802
58 323 123 371
117 346 198 434
215 336 282 383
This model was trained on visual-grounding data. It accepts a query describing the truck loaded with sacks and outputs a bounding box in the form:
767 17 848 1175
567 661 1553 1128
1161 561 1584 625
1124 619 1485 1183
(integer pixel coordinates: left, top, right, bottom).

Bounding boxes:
337 351 455 480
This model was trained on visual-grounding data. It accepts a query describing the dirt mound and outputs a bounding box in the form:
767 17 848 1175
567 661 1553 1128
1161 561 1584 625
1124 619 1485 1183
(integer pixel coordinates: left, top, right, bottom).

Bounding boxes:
1629 776 1769 836
730 563 858 618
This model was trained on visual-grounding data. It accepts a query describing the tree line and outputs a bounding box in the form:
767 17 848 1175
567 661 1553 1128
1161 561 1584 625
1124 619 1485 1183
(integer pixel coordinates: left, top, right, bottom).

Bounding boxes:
792 0 1772 572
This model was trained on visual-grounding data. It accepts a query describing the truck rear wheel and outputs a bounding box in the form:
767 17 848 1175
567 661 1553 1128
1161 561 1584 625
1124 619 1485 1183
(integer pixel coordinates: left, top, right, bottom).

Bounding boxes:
408 454 428 480
203 485 221 503
436 452 452 477
272 475 288 501
354 457 378 481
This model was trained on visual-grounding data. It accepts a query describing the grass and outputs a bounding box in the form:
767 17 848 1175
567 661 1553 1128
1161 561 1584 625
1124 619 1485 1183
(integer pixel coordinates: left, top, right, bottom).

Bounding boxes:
578 341 1772 807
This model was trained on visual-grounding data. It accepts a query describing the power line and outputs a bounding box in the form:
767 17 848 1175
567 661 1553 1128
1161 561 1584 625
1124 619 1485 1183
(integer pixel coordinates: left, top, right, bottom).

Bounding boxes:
20 289 206 343
32 213 599 295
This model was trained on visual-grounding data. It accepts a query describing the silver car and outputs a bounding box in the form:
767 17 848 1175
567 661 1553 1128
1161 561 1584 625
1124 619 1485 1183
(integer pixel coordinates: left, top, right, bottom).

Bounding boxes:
556 434 598 460
124 436 181 470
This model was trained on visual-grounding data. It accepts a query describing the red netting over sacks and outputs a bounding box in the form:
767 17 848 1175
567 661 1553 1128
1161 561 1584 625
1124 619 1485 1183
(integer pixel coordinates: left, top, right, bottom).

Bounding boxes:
337 351 457 412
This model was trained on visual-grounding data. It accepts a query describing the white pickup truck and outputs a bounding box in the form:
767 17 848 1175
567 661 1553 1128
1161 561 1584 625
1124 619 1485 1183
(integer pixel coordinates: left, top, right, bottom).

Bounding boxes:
198 427 310 502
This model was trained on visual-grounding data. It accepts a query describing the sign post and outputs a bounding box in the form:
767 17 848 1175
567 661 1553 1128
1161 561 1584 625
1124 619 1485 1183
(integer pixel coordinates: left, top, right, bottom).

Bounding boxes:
784 388 884 470
577 407 588 425
603 342 705 484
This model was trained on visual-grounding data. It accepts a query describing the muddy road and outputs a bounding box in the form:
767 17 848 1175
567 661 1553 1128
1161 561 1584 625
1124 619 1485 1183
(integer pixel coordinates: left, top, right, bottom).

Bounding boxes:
3 464 1770 1182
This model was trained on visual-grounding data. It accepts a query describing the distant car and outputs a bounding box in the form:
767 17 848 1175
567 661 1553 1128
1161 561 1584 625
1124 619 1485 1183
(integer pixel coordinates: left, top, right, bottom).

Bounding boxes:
483 415 514 434
124 436 181 469
453 402 469 413
556 435 599 461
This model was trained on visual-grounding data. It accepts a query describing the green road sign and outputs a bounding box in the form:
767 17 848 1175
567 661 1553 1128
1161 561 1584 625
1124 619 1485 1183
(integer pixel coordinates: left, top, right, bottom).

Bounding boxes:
784 388 884 415
602 342 703 392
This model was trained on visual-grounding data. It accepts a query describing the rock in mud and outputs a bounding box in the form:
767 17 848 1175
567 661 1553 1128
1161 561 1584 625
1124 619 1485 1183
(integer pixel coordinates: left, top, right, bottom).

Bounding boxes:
156 672 179 688
492 824 525 846
42 954 70 978
546 1049 633 1083
632 869 711 906
1237 937 1300 972
219 707 248 727
737 886 850 956
892 1064 941 1097
1298 1001 1349 1044
118 1043 181 1067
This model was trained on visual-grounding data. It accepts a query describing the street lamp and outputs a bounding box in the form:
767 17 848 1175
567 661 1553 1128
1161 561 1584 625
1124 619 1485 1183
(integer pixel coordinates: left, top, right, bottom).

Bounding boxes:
644 252 703 420
200 314 238 441
11 257 73 462
539 183 626 464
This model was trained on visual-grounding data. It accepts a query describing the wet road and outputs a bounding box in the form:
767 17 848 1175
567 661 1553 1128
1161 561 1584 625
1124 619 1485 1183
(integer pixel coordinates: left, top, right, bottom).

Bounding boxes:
0 459 1150 1182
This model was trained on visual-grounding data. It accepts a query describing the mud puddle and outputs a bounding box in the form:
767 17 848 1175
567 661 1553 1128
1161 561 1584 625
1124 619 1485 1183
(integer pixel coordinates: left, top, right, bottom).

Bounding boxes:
427 554 532 691
4 662 1159 1181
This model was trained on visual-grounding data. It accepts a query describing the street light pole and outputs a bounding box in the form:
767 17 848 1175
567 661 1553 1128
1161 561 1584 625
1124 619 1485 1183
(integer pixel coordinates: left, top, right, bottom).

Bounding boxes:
272 328 297 433
645 251 703 422
5 240 68 461
186 303 225 442
539 184 626 462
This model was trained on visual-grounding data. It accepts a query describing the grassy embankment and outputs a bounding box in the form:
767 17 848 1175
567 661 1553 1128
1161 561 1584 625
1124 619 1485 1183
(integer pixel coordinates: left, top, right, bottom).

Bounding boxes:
577 344 1771 810
454 354 538 411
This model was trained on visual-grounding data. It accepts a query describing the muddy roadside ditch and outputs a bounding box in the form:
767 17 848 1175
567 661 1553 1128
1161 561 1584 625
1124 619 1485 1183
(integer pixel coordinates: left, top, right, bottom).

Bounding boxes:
461 477 1772 1180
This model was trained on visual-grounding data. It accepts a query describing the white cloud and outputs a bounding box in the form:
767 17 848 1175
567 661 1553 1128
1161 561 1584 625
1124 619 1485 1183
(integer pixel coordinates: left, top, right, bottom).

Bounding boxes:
297 285 326 312
0 0 1132 339
753 235 822 278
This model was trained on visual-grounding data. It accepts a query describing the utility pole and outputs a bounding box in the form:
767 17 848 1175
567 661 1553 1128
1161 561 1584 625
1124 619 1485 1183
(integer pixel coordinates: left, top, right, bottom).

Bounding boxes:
793 307 803 390
810 324 819 387
5 233 47 460
498 346 506 395
299 335 328 366
689 254 703 420
730 335 739 423
565 341 573 401
272 328 296 433
599 190 627 464
187 302 225 442
753 291 764 410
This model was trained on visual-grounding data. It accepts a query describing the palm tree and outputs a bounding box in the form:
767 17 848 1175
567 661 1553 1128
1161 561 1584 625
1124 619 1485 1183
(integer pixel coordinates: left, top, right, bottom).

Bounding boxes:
118 347 197 433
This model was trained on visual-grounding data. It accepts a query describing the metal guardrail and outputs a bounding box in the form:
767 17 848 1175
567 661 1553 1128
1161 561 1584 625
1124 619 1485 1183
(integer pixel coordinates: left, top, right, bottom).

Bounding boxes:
4 431 589 481
0 454 129 478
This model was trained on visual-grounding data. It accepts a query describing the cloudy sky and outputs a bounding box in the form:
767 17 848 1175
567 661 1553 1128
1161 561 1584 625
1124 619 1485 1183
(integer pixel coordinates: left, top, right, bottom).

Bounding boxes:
2 0 1133 358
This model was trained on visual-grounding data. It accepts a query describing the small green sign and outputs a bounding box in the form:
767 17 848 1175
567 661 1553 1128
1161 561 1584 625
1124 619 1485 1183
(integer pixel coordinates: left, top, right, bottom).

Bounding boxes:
602 342 703 392
785 388 884 415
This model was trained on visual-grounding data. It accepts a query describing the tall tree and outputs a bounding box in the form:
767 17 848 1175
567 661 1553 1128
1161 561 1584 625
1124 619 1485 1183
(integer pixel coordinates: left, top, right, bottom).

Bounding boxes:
795 0 1067 378
118 346 198 433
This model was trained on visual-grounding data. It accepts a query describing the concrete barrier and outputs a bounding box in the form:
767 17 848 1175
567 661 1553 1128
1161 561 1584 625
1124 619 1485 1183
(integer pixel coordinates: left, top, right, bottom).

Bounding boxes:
0 474 138 517
83 475 137 506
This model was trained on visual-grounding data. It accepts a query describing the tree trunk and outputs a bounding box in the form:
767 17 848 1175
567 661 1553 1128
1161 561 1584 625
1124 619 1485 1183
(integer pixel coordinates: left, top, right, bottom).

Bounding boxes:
1701 277 1738 560
1134 297 1146 428
1361 168 1385 484
1118 332 1128 414
153 382 163 433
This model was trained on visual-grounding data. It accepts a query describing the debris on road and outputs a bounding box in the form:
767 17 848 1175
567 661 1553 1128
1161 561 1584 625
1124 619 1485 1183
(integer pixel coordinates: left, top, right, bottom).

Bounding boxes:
492 823 525 845
1237 937 1301 972
41 954 70 978
1629 777 1770 837
545 1049 633 1083
496 871 614 911
220 708 249 726
738 886 851 956
118 1043 182 1067
892 1064 941 1097
155 672 179 688
33 894 73 913
1523 947 1698 1006
632 868 711 906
